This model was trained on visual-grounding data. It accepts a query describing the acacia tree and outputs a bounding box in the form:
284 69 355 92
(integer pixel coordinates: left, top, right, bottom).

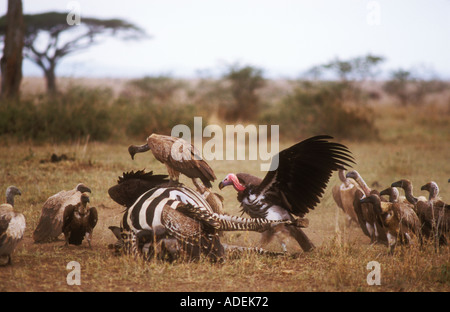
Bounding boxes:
0 0 24 99
0 12 147 94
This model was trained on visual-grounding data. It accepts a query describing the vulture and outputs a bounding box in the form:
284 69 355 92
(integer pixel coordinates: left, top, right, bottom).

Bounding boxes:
0 186 25 266
33 183 91 243
218 135 355 252
108 170 301 262
360 194 421 254
62 193 98 247
346 170 388 245
380 187 401 203
128 133 216 190
390 179 438 244
391 179 427 205
419 181 449 246
332 169 360 225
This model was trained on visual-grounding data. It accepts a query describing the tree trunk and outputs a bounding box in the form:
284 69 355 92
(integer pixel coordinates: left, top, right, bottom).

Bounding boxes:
44 67 57 94
1 0 24 99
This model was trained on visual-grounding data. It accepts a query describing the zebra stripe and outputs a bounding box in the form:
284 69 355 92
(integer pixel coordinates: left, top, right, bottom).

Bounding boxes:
125 186 210 234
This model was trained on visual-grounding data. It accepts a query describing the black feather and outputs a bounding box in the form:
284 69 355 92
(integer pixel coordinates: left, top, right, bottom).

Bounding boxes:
255 135 355 217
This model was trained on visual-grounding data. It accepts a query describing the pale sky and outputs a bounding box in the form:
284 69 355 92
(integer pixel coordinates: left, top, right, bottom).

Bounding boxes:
2 0 450 79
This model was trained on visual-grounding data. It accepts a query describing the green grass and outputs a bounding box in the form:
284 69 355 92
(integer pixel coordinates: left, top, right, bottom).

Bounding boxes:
0 98 449 292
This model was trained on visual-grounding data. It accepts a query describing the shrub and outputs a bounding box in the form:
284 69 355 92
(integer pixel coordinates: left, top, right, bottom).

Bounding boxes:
261 81 378 141
218 65 265 122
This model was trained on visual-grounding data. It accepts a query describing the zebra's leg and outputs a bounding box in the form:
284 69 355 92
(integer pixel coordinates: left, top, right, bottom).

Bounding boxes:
212 213 306 232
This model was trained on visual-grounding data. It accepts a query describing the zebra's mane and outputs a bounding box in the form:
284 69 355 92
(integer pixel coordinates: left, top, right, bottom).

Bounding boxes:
117 169 169 184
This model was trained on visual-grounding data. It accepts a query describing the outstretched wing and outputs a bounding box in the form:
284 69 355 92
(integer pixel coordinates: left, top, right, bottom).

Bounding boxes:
256 135 355 217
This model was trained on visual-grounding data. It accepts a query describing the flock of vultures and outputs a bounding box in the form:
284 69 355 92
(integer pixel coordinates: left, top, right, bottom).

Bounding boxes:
0 134 448 266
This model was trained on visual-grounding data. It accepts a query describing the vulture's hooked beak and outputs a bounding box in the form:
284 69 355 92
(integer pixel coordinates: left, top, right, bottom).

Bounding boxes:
420 184 427 191
128 143 150 160
345 171 357 180
391 181 403 188
219 177 232 190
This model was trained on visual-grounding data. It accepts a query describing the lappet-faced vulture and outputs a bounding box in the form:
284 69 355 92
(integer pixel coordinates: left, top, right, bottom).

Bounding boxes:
219 135 355 252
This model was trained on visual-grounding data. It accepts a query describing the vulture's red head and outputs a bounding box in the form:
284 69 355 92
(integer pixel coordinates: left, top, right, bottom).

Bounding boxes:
218 173 246 192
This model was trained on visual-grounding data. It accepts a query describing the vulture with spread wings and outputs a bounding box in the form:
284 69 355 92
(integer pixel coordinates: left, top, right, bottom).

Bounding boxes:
128 134 216 191
219 135 354 252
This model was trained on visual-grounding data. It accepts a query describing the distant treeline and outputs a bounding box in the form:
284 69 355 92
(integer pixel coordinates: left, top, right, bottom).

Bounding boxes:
0 55 448 143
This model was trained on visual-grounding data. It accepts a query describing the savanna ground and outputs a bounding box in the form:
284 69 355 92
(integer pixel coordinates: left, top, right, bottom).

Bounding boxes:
0 78 449 292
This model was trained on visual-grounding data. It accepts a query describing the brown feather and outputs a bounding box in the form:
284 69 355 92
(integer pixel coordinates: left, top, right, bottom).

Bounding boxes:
33 184 91 243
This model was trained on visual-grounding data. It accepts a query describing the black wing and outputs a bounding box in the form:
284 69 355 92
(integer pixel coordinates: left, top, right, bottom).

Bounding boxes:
108 170 170 208
256 135 355 217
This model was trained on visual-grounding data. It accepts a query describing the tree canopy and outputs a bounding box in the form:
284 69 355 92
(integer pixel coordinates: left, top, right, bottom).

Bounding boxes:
0 11 147 93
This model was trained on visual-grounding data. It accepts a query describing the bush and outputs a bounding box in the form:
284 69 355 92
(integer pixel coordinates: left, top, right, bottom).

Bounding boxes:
261 81 378 141
0 84 199 142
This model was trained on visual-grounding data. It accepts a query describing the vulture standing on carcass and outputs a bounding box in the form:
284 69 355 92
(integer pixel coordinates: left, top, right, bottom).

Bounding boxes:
33 183 92 243
346 170 388 245
332 169 360 225
419 181 449 246
128 134 216 190
62 193 98 247
219 135 355 252
360 194 421 254
0 186 26 266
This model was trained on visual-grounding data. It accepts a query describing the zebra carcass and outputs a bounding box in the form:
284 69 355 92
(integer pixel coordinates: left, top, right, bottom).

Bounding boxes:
108 171 303 262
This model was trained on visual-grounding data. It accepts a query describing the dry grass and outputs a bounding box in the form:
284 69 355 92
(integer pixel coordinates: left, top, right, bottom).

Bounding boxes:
0 80 449 292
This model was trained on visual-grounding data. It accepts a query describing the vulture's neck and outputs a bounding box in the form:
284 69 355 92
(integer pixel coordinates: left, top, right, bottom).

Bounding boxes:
428 184 439 202
6 190 15 207
403 185 418 205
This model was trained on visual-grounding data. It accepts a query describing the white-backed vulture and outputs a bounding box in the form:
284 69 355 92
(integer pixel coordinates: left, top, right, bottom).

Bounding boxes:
361 194 421 254
419 181 449 246
390 179 441 244
0 186 25 266
391 179 427 205
62 193 98 247
380 187 400 203
219 135 355 252
33 183 91 243
332 169 360 225
346 170 388 245
128 134 216 190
